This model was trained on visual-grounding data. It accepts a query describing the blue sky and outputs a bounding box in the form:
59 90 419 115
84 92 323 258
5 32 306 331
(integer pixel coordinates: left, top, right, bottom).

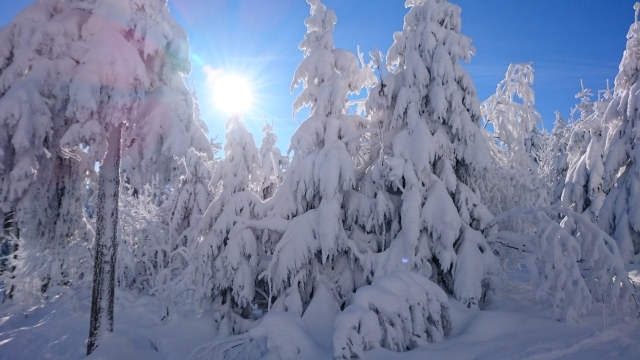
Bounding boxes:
1 0 637 151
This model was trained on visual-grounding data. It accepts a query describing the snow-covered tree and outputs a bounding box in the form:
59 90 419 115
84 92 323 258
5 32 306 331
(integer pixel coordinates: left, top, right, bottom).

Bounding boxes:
256 0 375 313
0 0 99 302
117 177 170 293
481 63 543 169
539 111 570 203
488 205 634 322
597 3 640 263
334 271 451 357
479 63 547 213
196 114 263 335
117 146 217 320
561 81 609 220
258 120 287 200
355 0 499 314
571 80 595 122
0 0 213 353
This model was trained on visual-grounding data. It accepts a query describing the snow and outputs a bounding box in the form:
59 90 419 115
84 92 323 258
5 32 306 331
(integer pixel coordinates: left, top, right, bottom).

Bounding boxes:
1 268 639 360
0 289 217 360
3 0 640 359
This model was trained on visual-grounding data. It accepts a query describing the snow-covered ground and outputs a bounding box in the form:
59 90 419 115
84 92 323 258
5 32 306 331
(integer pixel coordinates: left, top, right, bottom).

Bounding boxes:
1 268 638 360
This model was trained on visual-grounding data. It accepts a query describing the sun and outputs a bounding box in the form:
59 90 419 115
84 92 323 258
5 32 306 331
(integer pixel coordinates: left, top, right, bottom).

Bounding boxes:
212 74 253 114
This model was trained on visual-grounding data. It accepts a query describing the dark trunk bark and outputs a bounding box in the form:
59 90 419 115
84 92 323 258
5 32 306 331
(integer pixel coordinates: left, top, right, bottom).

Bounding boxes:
87 125 122 355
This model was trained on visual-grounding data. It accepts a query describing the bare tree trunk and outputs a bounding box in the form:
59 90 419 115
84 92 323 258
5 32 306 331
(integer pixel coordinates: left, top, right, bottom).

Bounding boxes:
87 125 122 355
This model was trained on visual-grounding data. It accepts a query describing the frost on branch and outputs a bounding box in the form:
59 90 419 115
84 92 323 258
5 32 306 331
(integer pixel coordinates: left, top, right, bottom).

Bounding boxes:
334 271 451 358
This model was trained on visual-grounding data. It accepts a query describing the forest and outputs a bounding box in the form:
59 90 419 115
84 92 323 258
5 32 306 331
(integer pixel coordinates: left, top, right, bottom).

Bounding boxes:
0 0 639 359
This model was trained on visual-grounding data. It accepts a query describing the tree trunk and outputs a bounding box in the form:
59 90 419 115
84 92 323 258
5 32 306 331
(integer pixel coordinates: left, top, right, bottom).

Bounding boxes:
87 125 122 355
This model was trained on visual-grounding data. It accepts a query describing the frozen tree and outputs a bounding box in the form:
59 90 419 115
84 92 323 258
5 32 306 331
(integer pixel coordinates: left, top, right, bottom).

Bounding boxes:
145 94 218 310
539 111 570 203
0 0 99 301
257 0 375 313
481 63 542 168
488 205 634 322
163 148 216 313
258 120 288 200
117 178 169 292
479 63 547 212
196 114 264 335
597 3 640 263
561 81 608 221
571 80 595 122
117 146 216 320
356 0 500 313
564 81 598 169
0 0 215 353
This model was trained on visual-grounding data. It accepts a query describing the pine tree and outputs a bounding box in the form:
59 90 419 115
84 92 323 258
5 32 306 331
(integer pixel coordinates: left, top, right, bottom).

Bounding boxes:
597 3 640 263
164 148 216 311
258 120 287 201
480 63 548 211
0 0 96 300
259 0 376 314
481 63 543 169
196 114 263 335
561 81 609 220
360 0 499 311
0 0 213 353
539 111 570 203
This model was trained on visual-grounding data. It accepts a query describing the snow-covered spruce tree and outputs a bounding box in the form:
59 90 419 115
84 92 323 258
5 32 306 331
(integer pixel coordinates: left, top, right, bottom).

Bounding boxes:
481 63 542 168
597 2 640 263
479 63 548 213
255 0 376 316
560 81 610 221
8 0 213 353
488 204 633 322
161 148 216 314
195 1 378 354
538 111 570 203
117 147 216 320
196 114 263 335
211 0 370 317
571 80 595 122
323 2 503 355
258 120 288 201
356 0 499 309
0 0 98 301
120 87 218 316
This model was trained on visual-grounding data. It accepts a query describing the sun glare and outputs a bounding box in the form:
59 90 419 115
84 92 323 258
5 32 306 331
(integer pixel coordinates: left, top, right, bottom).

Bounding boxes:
213 74 253 114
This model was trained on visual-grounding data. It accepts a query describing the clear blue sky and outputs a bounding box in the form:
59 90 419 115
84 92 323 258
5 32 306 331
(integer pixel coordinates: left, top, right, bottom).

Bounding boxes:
1 0 637 151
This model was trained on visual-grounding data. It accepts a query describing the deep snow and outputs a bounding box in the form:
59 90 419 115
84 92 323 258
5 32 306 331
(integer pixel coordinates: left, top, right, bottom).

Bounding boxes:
1 267 638 360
